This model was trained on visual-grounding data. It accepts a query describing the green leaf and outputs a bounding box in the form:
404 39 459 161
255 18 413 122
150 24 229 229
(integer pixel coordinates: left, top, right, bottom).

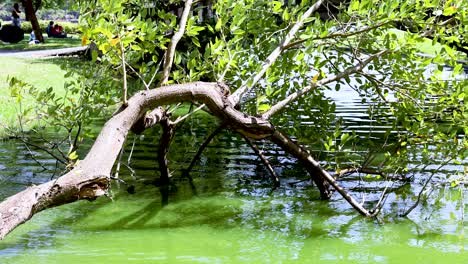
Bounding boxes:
215 18 222 31
258 104 271 112
350 0 360 11
296 52 305 62
68 151 79 161
192 37 201 48
340 133 350 144
443 6 457 16
272 1 283 13
444 45 455 58
282 8 290 21
131 45 142 51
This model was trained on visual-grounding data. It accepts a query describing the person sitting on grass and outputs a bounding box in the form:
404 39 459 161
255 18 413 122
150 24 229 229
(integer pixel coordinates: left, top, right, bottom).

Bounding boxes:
51 24 67 38
45 21 54 37
28 30 39 44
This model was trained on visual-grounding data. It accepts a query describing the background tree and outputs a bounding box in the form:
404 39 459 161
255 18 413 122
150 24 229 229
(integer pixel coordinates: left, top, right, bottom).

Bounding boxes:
0 0 72 42
0 0 467 239
20 0 44 42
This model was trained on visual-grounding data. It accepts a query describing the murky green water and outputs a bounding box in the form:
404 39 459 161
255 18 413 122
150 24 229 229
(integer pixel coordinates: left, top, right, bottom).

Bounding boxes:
0 86 467 263
0 176 466 263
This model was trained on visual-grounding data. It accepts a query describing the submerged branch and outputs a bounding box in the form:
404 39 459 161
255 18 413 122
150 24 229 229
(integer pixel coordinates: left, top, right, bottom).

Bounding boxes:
334 167 409 182
157 115 175 206
243 135 280 188
184 123 226 177
269 131 372 216
400 160 452 217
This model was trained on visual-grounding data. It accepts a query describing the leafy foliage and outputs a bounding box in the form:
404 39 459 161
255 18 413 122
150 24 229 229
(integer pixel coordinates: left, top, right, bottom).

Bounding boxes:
8 58 119 165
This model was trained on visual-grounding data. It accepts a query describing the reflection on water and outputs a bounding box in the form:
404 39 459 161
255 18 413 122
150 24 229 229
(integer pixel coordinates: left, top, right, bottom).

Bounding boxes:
0 85 467 263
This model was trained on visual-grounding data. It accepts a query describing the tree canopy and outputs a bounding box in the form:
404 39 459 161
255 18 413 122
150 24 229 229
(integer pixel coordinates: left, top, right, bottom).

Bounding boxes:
79 0 467 179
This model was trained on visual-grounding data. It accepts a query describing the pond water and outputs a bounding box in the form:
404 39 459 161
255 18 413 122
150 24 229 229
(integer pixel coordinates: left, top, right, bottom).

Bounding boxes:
0 85 466 263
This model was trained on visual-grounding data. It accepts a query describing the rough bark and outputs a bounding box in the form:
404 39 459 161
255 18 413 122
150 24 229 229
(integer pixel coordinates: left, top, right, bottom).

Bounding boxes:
269 131 370 216
21 0 44 43
0 81 370 239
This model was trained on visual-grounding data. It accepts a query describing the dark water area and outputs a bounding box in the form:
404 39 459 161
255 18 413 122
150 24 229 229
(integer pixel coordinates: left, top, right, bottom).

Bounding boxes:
0 85 467 263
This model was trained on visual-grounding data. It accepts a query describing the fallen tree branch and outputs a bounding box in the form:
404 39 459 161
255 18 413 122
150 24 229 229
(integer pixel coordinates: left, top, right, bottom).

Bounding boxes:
130 107 165 134
242 135 280 188
0 81 373 239
269 130 371 216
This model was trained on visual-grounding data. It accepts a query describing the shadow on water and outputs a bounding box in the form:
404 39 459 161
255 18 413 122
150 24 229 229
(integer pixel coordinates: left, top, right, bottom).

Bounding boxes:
108 198 163 229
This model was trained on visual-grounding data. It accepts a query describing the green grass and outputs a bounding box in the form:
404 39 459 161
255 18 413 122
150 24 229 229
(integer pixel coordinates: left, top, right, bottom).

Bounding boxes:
0 33 81 51
0 56 73 137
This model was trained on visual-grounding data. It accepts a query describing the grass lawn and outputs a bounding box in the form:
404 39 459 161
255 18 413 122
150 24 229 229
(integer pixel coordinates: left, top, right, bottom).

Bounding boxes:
0 33 81 51
0 56 74 137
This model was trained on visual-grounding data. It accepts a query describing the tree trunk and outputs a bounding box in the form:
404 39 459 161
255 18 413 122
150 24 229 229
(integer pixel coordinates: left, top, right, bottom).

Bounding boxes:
21 0 44 43
0 81 370 240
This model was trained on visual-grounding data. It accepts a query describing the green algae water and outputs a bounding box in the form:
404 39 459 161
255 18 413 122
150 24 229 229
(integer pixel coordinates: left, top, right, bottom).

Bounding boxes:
1 86 467 263
0 181 466 263
1 131 467 263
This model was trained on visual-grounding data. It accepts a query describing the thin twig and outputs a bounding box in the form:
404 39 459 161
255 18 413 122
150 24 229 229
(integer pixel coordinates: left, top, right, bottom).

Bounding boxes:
284 21 392 50
18 137 67 165
71 121 82 154
114 147 125 179
119 35 128 105
229 0 325 105
370 181 394 217
400 159 453 217
22 141 48 171
127 136 137 165
172 104 205 125
218 27 237 82
262 49 390 119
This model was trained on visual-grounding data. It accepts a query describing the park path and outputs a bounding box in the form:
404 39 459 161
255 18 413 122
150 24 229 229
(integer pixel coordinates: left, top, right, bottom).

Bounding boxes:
0 46 88 58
